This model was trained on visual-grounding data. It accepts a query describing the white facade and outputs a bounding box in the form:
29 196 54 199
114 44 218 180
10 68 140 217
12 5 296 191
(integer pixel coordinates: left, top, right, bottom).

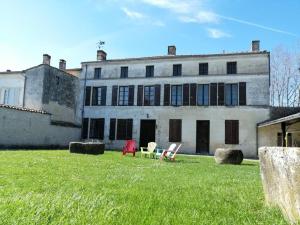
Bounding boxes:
0 72 25 107
78 44 271 158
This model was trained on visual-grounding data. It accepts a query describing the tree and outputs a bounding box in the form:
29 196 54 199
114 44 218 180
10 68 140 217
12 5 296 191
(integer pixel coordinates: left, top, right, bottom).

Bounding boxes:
270 45 300 107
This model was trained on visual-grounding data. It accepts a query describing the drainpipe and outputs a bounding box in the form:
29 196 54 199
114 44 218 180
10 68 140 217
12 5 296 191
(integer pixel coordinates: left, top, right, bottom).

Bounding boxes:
81 64 88 139
22 72 26 107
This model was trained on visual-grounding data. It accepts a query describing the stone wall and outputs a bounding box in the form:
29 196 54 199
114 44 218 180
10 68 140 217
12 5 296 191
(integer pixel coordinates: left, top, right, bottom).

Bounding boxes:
259 147 300 224
0 107 81 148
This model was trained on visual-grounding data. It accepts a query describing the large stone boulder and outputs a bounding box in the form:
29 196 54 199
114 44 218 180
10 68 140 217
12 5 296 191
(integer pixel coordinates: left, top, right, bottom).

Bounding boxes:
69 142 105 155
259 147 300 224
214 148 243 164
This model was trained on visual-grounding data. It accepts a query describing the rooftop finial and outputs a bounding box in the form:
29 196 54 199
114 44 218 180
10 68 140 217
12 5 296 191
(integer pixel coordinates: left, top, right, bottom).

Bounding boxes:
97 40 105 50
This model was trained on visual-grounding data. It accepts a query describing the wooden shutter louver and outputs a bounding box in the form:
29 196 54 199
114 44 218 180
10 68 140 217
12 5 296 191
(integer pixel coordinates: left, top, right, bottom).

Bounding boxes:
164 84 170 106
155 85 161 106
128 85 135 106
85 87 91 106
210 83 217 106
183 84 190 106
126 119 133 140
109 119 116 140
137 85 143 106
101 87 107 106
239 82 246 106
218 83 224 106
190 83 197 106
111 86 118 106
169 119 182 142
82 118 89 139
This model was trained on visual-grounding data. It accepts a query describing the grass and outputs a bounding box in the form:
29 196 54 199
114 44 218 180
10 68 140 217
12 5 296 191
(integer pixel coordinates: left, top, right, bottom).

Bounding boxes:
0 150 288 225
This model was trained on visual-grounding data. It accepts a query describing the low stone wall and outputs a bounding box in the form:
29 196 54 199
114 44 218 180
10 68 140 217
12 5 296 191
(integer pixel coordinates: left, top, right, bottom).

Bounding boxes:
259 147 300 224
0 107 81 148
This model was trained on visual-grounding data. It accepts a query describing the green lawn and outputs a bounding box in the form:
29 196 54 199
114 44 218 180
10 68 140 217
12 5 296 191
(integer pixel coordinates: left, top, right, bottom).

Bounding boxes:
0 150 287 225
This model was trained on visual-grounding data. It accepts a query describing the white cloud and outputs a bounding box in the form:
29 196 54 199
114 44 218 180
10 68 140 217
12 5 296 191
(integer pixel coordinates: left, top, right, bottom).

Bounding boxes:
207 28 231 39
195 11 219 24
122 7 145 19
141 0 195 14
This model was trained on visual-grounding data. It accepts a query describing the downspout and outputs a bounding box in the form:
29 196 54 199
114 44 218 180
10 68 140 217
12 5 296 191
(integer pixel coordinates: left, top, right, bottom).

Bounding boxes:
22 72 26 107
81 64 88 139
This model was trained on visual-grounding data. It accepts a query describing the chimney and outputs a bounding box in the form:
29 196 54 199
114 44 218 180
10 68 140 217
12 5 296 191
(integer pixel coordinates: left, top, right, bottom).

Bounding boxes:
97 50 107 61
59 59 66 70
251 40 260 52
43 54 51 65
168 45 176 55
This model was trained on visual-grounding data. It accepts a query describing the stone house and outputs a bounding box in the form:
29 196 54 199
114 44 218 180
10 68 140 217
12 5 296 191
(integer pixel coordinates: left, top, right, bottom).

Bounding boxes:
79 40 270 158
0 55 81 148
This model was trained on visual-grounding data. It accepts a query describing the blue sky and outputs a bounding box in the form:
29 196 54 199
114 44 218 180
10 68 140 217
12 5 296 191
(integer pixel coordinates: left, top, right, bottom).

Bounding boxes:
0 0 299 71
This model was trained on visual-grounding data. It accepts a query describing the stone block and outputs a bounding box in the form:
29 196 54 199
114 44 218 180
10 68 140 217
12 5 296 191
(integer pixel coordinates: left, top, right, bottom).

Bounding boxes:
214 148 243 164
259 147 300 224
69 142 105 155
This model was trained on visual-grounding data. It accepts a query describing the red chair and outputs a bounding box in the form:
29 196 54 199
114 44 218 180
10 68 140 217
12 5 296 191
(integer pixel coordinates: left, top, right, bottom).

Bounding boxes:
122 140 136 157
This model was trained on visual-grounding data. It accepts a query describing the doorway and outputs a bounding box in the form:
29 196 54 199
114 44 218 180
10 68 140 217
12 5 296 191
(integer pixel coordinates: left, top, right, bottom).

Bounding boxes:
139 120 156 148
196 120 210 154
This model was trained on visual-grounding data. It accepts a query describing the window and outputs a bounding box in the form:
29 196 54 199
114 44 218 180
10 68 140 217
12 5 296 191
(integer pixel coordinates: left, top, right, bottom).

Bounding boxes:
81 118 89 139
169 119 182 142
3 89 9 105
121 66 128 78
92 87 106 106
171 85 182 106
173 64 182 76
199 63 208 75
89 118 105 139
197 84 209 106
118 86 129 106
94 68 101 79
227 62 237 74
146 65 154 77
144 86 155 106
85 87 91 106
117 119 133 140
225 84 238 106
225 120 239 144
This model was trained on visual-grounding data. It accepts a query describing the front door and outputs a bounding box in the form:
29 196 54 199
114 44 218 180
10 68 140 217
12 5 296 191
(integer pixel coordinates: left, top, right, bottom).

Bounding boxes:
196 120 210 154
139 120 156 148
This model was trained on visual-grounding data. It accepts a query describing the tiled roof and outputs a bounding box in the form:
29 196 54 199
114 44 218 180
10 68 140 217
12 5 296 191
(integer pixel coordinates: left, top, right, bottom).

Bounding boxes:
0 104 49 114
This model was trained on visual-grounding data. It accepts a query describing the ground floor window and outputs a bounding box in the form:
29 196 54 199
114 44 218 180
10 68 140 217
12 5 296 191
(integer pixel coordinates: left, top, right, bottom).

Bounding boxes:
89 118 105 139
169 119 182 142
81 118 105 139
117 119 133 140
225 120 239 144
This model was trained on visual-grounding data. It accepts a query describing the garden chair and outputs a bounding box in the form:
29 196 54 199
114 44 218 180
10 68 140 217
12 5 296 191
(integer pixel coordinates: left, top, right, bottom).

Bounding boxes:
155 143 176 159
140 142 157 158
160 144 182 161
122 140 136 157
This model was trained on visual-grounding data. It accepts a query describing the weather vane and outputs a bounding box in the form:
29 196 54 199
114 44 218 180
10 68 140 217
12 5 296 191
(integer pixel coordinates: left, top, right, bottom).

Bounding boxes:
97 41 105 50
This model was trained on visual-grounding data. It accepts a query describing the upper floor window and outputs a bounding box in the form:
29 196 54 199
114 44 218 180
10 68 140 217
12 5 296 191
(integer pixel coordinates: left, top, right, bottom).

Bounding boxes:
173 64 182 76
225 84 238 106
119 86 129 105
199 63 208 75
197 84 209 106
227 62 237 74
94 68 102 79
144 86 155 106
92 87 106 106
171 85 182 106
146 65 154 77
121 66 128 78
